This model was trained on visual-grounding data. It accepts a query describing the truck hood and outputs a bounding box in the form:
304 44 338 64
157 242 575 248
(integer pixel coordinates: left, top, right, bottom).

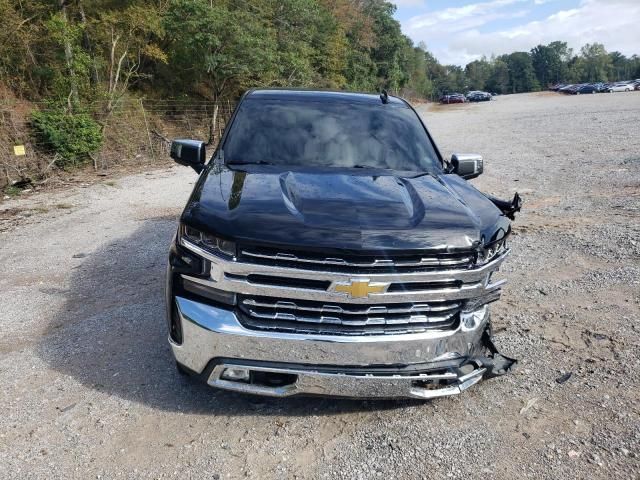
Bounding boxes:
182 165 508 252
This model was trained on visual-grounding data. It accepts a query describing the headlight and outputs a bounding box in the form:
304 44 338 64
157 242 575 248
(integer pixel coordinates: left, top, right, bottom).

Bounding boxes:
478 238 508 265
180 224 236 258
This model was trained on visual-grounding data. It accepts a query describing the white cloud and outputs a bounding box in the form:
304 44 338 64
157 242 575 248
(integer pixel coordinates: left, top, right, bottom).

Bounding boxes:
393 0 426 6
406 0 526 31
403 0 640 65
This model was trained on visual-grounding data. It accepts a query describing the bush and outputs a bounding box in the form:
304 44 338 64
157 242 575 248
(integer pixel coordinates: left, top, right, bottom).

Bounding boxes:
31 110 103 167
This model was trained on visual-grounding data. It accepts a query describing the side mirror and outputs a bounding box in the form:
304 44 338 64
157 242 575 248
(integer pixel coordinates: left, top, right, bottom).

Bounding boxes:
170 139 206 173
451 153 483 180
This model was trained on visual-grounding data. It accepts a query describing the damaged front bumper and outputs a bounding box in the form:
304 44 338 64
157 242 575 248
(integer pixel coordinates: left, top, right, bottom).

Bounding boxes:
170 296 515 400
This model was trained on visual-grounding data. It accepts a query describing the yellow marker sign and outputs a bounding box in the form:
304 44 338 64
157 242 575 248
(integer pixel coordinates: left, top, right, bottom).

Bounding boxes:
14 145 26 156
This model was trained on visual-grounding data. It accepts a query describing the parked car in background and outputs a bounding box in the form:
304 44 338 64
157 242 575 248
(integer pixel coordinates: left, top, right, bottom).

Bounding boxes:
574 84 599 94
606 83 634 92
440 93 466 104
466 91 492 102
553 80 638 95
558 84 577 94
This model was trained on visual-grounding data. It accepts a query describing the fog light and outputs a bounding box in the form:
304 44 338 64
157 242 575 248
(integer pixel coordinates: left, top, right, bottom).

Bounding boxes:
221 367 251 382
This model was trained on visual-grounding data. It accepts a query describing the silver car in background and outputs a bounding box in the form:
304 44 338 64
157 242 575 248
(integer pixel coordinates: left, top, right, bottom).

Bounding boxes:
607 82 635 92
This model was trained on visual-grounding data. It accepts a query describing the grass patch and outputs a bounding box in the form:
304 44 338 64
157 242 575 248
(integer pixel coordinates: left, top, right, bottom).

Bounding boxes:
4 185 22 196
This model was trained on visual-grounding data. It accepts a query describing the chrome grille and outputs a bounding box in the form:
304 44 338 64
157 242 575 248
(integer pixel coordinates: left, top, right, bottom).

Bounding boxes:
239 247 475 273
179 237 509 336
238 296 461 335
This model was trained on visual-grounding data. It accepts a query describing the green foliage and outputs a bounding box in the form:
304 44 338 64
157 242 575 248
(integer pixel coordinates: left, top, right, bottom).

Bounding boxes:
502 52 540 93
31 110 103 167
531 42 571 86
43 12 93 104
486 58 510 94
580 43 612 82
163 0 275 99
2 0 640 108
4 185 22 196
465 59 492 91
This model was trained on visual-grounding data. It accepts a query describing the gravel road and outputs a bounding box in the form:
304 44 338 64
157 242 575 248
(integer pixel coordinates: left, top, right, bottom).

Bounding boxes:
1 91 639 479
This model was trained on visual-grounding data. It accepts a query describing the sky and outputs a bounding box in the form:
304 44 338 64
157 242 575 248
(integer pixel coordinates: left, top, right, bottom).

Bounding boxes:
393 0 640 66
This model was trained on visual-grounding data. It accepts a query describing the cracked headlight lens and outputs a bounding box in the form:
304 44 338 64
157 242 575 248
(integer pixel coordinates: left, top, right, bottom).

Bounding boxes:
180 224 236 258
478 238 507 265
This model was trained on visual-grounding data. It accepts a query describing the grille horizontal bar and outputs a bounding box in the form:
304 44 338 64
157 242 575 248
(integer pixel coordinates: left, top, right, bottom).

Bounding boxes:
239 247 474 272
242 298 462 315
238 296 461 334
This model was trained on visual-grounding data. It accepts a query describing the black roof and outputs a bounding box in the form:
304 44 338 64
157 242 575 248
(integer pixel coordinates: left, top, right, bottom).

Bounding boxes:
245 88 407 106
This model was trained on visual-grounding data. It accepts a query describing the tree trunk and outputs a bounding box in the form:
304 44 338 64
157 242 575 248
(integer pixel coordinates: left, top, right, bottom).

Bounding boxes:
77 1 99 86
59 0 79 109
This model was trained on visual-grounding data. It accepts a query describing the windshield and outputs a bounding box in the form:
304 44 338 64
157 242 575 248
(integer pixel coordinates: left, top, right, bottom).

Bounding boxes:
223 98 441 171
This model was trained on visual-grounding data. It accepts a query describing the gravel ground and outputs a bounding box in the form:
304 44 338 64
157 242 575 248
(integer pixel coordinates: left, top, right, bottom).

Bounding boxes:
1 91 639 479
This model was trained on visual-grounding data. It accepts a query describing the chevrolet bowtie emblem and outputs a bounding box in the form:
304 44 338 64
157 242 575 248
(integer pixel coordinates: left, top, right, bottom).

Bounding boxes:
331 279 390 298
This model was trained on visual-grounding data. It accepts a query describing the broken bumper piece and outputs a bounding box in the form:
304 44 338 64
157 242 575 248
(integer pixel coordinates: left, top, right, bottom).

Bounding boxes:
485 192 523 220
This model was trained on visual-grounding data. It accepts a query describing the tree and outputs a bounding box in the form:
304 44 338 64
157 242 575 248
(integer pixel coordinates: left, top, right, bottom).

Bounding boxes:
401 46 433 98
465 58 491 90
93 5 166 113
257 0 326 87
566 55 584 83
608 51 629 81
580 43 611 82
0 0 42 96
486 57 509 94
363 0 410 93
163 0 275 101
503 52 540 93
531 41 571 86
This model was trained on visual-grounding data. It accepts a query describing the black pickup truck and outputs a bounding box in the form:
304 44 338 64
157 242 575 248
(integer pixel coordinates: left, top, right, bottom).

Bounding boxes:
166 89 521 399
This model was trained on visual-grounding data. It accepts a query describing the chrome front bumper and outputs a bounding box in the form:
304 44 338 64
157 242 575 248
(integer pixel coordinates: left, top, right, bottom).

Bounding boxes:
170 296 506 399
207 363 486 399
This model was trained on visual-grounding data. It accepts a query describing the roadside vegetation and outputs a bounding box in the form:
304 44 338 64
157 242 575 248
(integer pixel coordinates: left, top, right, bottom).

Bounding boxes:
1 0 639 193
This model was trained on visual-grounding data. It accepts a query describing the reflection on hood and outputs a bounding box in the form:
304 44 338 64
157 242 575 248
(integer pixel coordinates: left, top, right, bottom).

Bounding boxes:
184 166 509 253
